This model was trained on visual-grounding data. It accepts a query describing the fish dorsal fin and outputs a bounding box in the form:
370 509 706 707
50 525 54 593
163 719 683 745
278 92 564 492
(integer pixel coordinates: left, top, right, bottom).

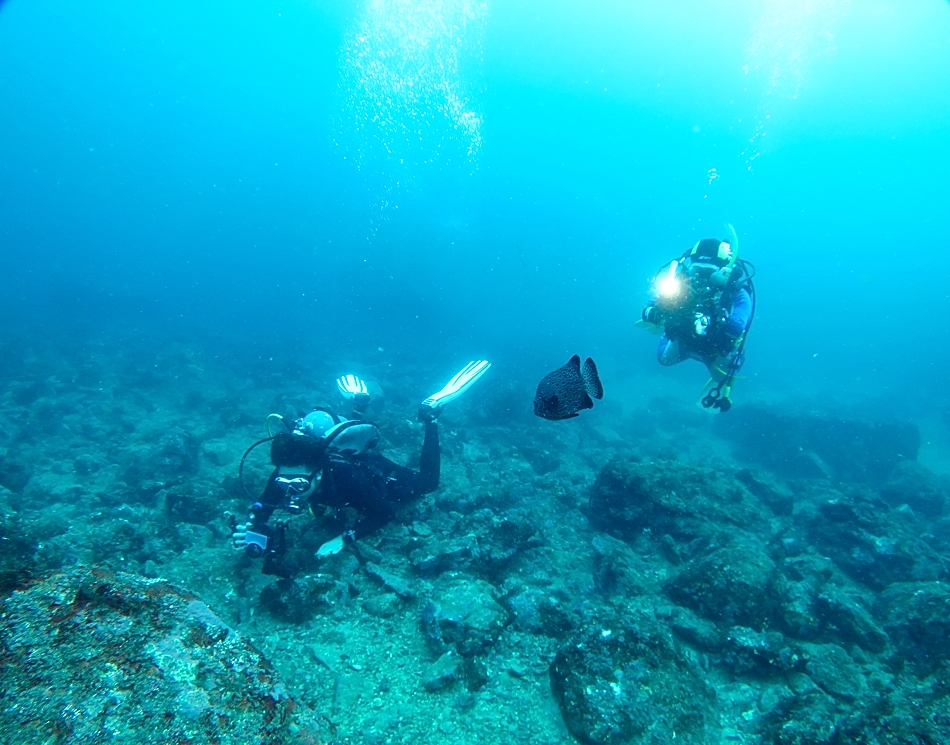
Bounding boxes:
582 358 604 400
567 354 581 370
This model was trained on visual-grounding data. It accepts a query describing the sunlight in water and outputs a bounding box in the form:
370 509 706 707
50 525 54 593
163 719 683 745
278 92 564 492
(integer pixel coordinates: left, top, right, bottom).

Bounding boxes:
335 0 488 189
742 0 846 169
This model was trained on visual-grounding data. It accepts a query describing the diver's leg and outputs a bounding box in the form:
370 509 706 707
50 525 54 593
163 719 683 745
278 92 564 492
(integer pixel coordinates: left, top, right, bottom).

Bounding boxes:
657 336 684 366
416 422 440 495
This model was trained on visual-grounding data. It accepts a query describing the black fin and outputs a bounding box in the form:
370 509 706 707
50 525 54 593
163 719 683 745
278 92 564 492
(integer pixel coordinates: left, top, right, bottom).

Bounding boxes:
581 392 594 410
582 358 604 400
567 354 581 371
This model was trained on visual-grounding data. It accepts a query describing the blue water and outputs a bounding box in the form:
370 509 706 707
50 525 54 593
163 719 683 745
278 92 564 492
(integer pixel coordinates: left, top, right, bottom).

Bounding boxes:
2 0 949 420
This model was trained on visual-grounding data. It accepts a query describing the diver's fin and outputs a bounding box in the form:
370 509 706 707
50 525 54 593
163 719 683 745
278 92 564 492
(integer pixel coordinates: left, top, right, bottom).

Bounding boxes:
635 318 664 336
421 360 492 410
337 374 369 399
696 378 717 410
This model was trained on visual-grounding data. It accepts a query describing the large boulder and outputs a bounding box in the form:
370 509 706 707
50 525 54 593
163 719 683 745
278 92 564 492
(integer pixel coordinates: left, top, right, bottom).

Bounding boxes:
665 543 778 629
875 581 950 675
549 612 716 745
422 577 508 657
758 690 842 745
587 456 770 547
879 461 949 518
806 492 949 590
0 567 319 745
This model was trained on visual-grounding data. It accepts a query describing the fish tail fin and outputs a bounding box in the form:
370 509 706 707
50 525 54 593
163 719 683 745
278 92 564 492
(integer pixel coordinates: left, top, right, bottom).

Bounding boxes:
582 358 604 400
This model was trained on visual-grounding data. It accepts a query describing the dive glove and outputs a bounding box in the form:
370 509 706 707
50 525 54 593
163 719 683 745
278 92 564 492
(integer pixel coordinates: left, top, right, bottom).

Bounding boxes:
316 531 354 559
642 305 663 326
232 522 270 558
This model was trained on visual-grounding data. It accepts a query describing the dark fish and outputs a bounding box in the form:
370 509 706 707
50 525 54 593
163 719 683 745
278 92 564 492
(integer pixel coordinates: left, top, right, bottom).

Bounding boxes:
534 355 604 421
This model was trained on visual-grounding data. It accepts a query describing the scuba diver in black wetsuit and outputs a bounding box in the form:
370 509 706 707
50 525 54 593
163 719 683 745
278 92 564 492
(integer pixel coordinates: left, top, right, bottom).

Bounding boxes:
639 224 756 412
231 361 491 578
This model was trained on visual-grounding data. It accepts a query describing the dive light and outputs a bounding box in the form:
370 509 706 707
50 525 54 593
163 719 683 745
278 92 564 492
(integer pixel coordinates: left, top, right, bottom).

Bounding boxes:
658 260 682 299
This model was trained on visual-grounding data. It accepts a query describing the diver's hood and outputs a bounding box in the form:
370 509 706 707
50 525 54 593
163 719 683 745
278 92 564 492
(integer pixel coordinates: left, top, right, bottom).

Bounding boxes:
690 237 735 268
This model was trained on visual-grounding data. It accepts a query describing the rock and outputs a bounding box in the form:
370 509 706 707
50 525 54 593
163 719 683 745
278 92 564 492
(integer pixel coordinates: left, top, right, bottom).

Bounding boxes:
549 613 716 745
410 510 541 581
0 567 319 745
835 683 950 745
0 449 32 493
498 584 574 637
518 443 560 475
411 534 479 577
0 488 37 594
813 589 888 653
591 533 653 597
668 607 722 652
875 581 950 675
802 643 864 702
723 626 802 677
774 576 822 641
758 690 841 745
362 593 402 618
807 492 948 590
163 481 226 525
200 440 233 467
459 507 543 579
735 468 794 516
588 456 771 546
665 543 777 629
259 575 345 623
422 651 462 692
422 577 508 656
364 562 414 599
879 461 948 518
410 521 432 537
786 672 821 696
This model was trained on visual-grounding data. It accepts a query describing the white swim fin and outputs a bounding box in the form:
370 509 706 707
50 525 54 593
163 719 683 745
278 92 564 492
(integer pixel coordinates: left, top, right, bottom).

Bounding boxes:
421 360 491 412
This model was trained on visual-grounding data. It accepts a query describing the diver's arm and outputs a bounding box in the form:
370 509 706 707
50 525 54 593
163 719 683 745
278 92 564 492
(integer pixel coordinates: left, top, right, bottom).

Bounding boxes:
723 288 752 339
232 469 280 553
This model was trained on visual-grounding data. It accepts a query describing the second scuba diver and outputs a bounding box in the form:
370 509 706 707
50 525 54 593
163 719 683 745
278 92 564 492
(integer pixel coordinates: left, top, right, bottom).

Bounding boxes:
639 224 756 411
231 360 491 577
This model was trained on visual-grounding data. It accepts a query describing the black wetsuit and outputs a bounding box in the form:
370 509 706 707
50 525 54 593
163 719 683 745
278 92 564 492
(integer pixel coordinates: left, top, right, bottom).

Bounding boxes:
249 421 440 576
312 421 440 539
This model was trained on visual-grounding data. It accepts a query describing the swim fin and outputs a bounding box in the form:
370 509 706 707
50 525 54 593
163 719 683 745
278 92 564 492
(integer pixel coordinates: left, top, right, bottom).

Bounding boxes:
421 360 492 412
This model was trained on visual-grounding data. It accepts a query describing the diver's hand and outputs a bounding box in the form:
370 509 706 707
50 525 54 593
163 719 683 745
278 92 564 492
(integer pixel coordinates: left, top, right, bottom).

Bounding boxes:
231 522 252 550
693 313 710 336
232 523 269 557
316 534 346 559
